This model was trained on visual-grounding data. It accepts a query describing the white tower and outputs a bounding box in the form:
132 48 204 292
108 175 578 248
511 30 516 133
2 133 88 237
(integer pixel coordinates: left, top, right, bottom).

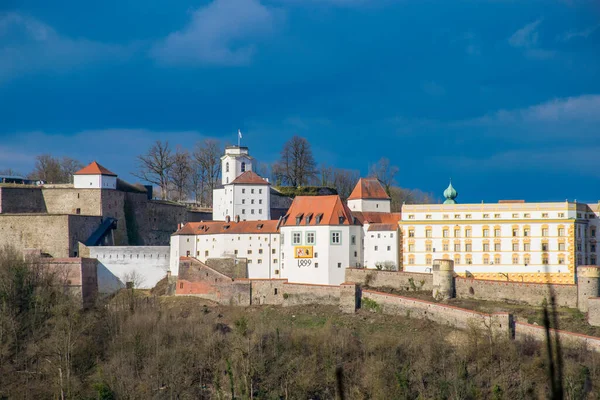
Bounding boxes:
221 146 254 185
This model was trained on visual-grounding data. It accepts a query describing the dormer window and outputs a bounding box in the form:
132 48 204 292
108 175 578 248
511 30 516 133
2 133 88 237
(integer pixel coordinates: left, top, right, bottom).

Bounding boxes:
257 223 264 230
338 216 345 224
241 162 246 172
295 213 304 225
316 213 323 224
305 213 313 224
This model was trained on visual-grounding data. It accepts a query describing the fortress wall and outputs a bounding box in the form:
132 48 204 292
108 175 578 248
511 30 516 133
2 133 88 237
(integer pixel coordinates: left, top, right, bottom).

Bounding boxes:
42 188 104 216
455 277 578 308
0 187 46 213
345 268 433 291
281 282 341 306
589 298 600 327
515 322 600 352
88 246 170 293
0 214 101 258
42 257 98 307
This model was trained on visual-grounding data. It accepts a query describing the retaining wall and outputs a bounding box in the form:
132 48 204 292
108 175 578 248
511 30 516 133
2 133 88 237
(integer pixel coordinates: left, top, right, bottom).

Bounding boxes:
42 257 98 307
0 187 46 213
455 277 578 308
589 298 600 327
345 268 433 291
515 322 600 352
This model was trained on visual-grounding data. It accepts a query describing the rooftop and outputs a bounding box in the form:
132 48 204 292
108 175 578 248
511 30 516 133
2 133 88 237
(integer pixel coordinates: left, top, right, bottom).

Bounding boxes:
74 161 117 177
174 220 279 235
352 211 401 225
282 195 357 226
348 178 390 201
230 171 270 185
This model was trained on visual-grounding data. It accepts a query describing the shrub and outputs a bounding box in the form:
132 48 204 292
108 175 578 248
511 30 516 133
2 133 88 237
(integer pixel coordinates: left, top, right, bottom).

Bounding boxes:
362 298 382 313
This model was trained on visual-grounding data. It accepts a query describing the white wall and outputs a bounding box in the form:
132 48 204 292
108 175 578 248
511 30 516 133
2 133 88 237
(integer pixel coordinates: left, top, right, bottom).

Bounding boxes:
232 184 270 220
363 227 399 269
89 246 170 293
221 151 253 185
348 199 391 213
73 175 116 189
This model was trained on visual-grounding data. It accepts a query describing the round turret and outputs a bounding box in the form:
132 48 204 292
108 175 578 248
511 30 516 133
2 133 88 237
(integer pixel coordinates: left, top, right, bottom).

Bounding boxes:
443 180 458 204
432 259 455 300
577 266 600 312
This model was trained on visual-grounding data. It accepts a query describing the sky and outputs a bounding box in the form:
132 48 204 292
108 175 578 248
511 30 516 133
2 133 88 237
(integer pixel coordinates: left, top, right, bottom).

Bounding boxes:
0 0 599 203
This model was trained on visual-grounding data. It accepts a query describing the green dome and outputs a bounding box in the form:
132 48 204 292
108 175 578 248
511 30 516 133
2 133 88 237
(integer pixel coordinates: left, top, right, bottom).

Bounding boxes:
443 181 458 204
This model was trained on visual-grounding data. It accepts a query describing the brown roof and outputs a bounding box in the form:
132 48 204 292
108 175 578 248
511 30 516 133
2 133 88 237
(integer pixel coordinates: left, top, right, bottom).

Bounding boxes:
347 178 389 200
367 223 398 232
282 195 357 226
352 212 401 225
230 171 270 185
174 220 279 235
74 161 117 176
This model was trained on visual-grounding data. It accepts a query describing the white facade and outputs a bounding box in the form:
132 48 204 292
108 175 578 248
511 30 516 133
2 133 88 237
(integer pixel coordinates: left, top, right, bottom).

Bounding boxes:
348 199 391 213
213 183 271 221
74 174 116 189
221 146 254 185
280 225 362 285
400 202 600 283
362 226 400 269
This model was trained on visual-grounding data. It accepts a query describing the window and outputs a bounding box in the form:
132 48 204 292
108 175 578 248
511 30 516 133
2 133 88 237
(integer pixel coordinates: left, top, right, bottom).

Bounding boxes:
205 250 209 257
454 229 460 238
408 215 415 219
242 188 245 194
454 243 461 252
306 232 316 245
387 246 391 251
258 249 263 254
466 256 472 265
426 214 432 219
465 244 472 252
426 255 432 265
558 228 565 236
542 243 549 251
542 256 549 265
512 229 518 237
292 232 302 245
592 244 596 252
542 228 548 237
524 255 530 265
426 229 432 238
251 189 255 194
577 242 582 252
351 235 357 245
494 243 501 251
524 228 530 237
251 199 254 204
524 213 530 218
247 250 252 255
577 213 582 218
443 243 449 251
259 189 262 194
558 257 565 265
483 229 489 237
466 214 472 219
241 162 246 172
337 263 342 268
180 282 184 289
592 229 597 238
558 213 565 218
314 263 319 268
408 256 415 264
454 214 461 219
483 214 489 219
258 259 263 264
512 255 519 264
251 209 255 214
331 231 341 245
592 255 597 265
494 255 501 264
242 209 246 214
408 244 415 252
524 243 531 251
494 229 501 237
454 255 461 264
377 233 381 239
512 213 519 218
443 229 449 238
483 256 489 265
259 199 262 204
483 243 490 252
426 243 432 251
354 251 357 257
374 246 379 251
494 214 501 218
558 243 566 251
390 233 394 238
443 214 449 219
242 199 245 204
408 229 415 237
465 229 471 238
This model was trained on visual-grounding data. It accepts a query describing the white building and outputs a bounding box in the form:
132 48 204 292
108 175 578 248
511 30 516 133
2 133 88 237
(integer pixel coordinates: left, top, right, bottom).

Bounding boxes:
279 195 363 285
400 181 600 284
212 145 271 221
353 212 401 269
169 219 280 278
347 177 391 213
73 161 117 189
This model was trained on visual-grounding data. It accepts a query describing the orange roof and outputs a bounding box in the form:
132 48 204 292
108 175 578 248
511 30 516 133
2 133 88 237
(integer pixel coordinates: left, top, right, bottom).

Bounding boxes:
352 212 401 225
347 178 389 200
367 223 398 232
230 171 270 185
282 195 357 226
174 220 279 235
74 161 117 176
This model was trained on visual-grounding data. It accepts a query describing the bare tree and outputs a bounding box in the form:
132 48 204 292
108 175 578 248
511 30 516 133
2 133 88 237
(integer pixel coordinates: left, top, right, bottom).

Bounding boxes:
193 139 222 207
369 157 399 196
333 168 360 199
319 164 334 187
273 136 318 187
134 141 175 200
29 154 63 183
170 148 192 202
389 186 438 212
59 157 83 184
0 168 22 176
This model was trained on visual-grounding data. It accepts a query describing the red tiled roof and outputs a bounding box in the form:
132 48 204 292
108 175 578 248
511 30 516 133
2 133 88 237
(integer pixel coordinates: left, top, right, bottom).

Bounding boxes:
352 212 401 225
282 195 357 226
347 178 390 200
230 171 270 185
74 161 117 176
174 220 279 235
367 223 398 232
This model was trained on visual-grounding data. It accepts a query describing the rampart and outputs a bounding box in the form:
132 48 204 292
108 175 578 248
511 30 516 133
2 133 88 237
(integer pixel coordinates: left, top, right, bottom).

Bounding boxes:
515 322 600 352
86 245 170 293
41 257 98 308
455 277 578 308
589 298 600 327
0 214 102 258
0 187 46 213
345 268 433 291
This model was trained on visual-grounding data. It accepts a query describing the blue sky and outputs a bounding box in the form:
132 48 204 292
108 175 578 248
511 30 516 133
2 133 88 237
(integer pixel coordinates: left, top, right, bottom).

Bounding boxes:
1 0 599 202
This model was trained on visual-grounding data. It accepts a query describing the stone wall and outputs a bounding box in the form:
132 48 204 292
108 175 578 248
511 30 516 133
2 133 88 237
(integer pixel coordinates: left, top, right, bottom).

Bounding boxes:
589 298 600 327
362 290 513 338
282 283 341 306
0 214 102 258
42 257 98 308
455 277 578 308
87 245 170 293
124 193 187 245
0 187 46 213
251 279 286 305
515 322 600 352
345 268 433 291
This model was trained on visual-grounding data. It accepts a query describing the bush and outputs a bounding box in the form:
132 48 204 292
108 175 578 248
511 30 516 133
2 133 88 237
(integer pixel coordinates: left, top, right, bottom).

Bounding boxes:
362 298 382 313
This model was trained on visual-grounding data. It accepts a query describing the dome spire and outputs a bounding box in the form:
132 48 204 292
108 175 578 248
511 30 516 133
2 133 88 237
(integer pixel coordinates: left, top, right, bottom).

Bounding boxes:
443 179 458 204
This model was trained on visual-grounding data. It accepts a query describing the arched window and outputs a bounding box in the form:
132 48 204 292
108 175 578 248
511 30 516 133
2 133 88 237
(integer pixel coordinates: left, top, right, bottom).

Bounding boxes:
241 162 246 172
226 162 229 172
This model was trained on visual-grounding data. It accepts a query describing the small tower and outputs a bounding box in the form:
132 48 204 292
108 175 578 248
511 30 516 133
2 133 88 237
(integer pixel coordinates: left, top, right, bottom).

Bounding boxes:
221 146 254 185
432 259 455 300
347 178 391 212
577 266 600 312
73 161 117 189
443 180 458 204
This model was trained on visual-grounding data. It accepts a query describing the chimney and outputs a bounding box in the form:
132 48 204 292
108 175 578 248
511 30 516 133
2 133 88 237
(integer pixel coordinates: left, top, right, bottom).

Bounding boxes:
226 215 231 223
235 215 240 223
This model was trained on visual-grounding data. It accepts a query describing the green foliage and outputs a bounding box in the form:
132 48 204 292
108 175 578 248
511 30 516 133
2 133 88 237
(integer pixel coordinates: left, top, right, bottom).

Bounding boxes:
283 293 289 300
362 297 382 313
273 186 337 198
92 383 115 400
234 316 249 337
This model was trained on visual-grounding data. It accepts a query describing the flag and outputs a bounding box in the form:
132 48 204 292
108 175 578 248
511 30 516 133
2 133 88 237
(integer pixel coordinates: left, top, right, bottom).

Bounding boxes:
238 129 242 139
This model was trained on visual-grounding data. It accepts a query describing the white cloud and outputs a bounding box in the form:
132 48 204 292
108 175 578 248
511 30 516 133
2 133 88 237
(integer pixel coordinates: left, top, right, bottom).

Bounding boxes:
0 13 129 83
558 24 600 42
509 19 543 48
150 0 280 66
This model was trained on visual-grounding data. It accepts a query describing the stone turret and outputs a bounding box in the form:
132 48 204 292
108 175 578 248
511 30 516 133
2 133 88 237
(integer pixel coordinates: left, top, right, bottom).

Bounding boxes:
577 266 600 312
432 259 455 300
